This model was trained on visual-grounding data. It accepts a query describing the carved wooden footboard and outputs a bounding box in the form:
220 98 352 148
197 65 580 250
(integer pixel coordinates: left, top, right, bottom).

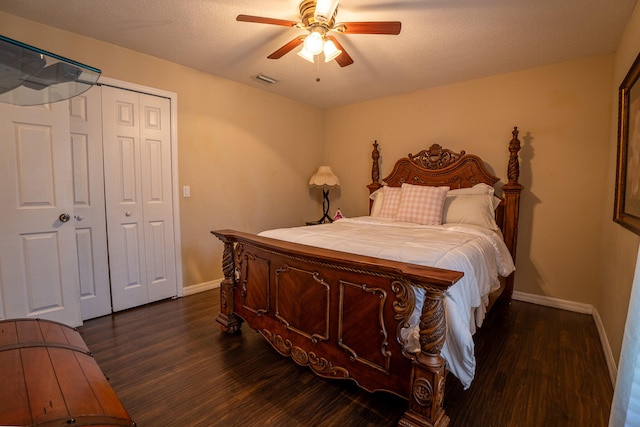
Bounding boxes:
212 127 522 427
212 230 462 427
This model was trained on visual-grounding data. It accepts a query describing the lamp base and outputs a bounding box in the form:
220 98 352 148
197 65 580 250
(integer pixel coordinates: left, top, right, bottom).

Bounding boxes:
311 189 333 224
310 213 333 225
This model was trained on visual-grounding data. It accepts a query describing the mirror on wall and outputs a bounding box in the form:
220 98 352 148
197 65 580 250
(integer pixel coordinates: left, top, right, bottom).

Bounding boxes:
615 50 640 235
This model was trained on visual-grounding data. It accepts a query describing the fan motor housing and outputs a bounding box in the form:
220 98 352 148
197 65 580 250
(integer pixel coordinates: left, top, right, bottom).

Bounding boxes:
299 0 337 28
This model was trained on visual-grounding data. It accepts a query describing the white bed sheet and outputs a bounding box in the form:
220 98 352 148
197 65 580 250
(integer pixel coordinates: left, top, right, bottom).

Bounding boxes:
259 216 515 389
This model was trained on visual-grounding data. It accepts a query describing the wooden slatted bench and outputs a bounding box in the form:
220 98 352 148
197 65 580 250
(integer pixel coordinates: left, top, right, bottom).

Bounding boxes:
0 318 135 427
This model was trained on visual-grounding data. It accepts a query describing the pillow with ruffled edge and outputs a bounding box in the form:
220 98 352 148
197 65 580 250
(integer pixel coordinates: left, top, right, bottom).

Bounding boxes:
395 184 450 225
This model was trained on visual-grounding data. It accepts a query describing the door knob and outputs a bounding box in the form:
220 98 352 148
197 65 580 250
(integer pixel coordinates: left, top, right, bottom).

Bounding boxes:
58 213 71 223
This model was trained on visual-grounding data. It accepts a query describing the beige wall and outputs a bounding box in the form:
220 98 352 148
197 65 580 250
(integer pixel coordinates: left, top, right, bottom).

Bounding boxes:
0 12 324 286
324 55 614 307
598 4 640 364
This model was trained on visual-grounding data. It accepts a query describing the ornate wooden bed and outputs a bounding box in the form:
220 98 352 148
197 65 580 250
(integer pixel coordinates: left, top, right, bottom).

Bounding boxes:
212 127 522 427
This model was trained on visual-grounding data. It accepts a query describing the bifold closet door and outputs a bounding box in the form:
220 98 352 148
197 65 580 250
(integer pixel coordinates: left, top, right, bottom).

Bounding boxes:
69 86 112 321
101 86 177 312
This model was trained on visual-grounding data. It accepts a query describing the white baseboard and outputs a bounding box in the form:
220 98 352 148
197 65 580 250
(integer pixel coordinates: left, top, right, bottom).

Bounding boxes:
512 290 593 314
591 307 618 385
512 290 617 385
183 279 221 296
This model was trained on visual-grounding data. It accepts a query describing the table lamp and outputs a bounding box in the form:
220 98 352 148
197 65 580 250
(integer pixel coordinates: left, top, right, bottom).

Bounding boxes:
308 166 340 223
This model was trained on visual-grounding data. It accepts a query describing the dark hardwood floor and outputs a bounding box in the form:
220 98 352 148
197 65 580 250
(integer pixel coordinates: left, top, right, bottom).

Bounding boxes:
79 290 613 427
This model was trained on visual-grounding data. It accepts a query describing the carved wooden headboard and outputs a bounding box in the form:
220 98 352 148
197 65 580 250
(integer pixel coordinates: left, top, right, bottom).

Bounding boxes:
368 127 521 201
384 145 500 190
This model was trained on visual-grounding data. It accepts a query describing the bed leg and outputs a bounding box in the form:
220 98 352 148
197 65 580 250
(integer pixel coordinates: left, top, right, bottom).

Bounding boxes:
215 238 243 334
398 290 450 427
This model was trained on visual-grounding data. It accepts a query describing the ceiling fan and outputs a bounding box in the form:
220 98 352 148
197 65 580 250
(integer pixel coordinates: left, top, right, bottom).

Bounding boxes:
237 0 401 67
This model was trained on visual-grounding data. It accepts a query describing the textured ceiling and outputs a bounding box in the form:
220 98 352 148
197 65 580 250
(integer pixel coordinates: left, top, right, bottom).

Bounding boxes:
1 0 637 108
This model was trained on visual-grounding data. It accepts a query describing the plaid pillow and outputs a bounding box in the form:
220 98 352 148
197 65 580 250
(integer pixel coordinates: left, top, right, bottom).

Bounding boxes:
377 186 402 218
396 184 450 225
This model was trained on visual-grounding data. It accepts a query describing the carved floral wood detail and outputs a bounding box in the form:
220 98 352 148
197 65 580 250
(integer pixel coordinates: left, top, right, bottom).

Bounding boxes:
399 272 449 426
214 238 243 334
408 144 466 169
377 145 500 192
261 329 350 378
418 290 446 356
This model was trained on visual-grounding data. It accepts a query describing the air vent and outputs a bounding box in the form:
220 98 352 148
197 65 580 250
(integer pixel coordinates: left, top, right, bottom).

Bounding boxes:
255 74 277 84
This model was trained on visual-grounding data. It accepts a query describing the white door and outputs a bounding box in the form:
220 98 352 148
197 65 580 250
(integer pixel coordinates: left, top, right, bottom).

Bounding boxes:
69 86 112 320
137 92 178 304
0 102 82 326
102 86 177 311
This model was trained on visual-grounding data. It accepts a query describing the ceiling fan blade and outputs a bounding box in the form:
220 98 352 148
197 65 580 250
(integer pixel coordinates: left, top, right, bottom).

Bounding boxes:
236 14 299 28
267 36 305 59
339 21 401 35
326 36 354 67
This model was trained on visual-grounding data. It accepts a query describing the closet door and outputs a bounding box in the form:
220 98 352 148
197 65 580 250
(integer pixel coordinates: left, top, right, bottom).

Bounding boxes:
102 86 177 311
138 92 178 303
0 102 82 326
69 86 112 320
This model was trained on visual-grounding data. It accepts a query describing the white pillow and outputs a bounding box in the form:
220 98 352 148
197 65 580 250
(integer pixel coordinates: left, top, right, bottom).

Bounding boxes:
448 183 501 210
396 184 449 225
492 195 502 210
369 188 384 217
442 193 500 230
447 182 494 196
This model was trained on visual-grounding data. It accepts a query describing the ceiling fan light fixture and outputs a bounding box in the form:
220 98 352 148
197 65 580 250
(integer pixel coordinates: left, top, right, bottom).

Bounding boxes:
297 46 316 63
303 31 324 55
323 39 341 62
238 0 400 68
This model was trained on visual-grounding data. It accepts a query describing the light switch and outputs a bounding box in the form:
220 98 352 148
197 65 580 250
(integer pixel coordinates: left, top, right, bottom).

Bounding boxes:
183 185 191 198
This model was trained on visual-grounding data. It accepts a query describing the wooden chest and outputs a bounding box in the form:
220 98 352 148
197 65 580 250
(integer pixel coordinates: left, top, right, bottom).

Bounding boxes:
0 319 135 427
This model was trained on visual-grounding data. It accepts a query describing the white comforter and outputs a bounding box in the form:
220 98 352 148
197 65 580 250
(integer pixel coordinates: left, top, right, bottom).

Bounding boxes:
259 216 515 389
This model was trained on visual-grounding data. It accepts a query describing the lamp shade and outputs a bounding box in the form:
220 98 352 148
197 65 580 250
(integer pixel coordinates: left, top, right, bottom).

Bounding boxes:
323 39 342 62
297 47 316 63
309 166 340 189
303 31 324 56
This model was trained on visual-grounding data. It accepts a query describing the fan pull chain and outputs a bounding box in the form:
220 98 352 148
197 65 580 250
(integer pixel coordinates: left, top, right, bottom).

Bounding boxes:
315 54 321 82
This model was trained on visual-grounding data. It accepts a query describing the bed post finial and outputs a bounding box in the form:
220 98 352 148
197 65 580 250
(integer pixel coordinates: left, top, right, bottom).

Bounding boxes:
507 127 521 184
367 141 382 212
371 140 380 184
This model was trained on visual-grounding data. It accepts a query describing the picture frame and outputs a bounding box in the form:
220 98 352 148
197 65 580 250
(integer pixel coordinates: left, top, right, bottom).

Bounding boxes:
614 51 640 235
